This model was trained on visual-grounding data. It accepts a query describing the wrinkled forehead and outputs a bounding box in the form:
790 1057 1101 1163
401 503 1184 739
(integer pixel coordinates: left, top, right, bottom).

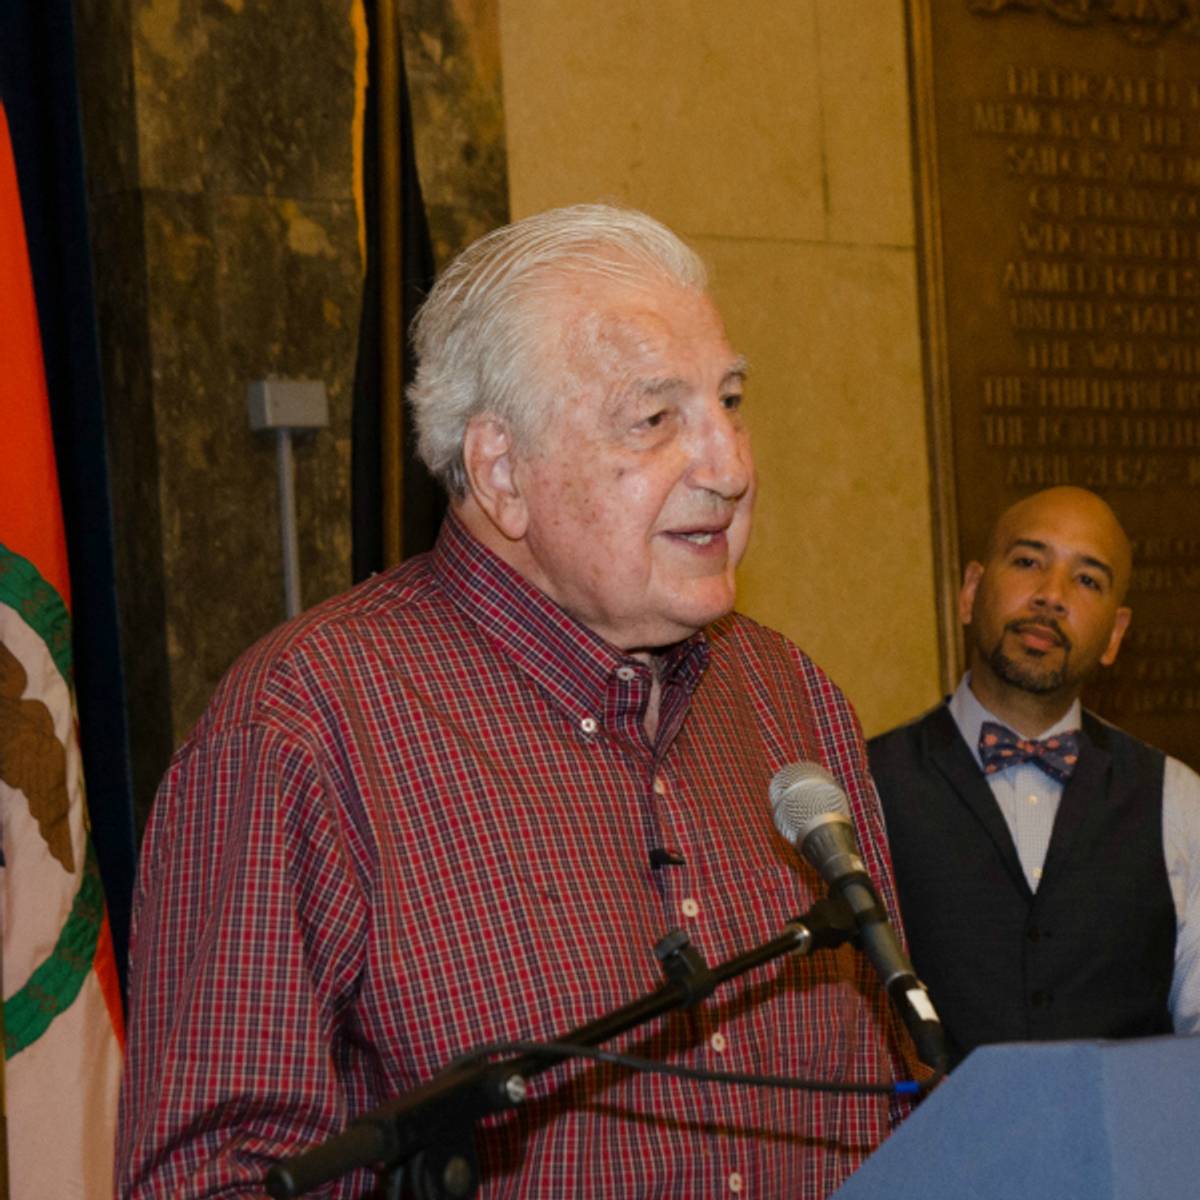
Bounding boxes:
554 275 731 381
566 300 687 384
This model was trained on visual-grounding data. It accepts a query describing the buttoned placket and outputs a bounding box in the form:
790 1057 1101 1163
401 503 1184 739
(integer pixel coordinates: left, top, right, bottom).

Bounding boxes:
593 648 743 1175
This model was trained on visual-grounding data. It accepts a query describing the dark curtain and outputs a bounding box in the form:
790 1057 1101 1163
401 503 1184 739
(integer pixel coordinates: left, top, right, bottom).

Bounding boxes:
352 2 443 581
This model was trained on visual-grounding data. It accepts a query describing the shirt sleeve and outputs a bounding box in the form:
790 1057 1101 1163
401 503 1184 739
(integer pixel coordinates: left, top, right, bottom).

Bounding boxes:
115 722 372 1198
1164 755 1200 1035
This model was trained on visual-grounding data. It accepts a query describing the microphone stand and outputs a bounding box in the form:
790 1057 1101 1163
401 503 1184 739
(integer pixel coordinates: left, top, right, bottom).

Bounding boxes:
265 896 857 1200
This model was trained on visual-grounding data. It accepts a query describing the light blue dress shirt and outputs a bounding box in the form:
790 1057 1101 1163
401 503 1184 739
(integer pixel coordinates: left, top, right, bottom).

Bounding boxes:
949 674 1200 1034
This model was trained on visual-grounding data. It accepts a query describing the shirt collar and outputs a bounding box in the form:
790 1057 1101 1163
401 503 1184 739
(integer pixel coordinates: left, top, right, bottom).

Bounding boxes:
949 672 1082 772
431 511 710 724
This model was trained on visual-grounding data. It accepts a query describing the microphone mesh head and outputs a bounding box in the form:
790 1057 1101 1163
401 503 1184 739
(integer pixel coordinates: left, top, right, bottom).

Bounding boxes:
769 762 850 843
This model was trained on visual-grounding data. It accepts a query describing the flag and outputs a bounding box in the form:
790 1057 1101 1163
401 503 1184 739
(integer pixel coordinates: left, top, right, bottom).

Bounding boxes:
0 94 123 1200
0 0 137 988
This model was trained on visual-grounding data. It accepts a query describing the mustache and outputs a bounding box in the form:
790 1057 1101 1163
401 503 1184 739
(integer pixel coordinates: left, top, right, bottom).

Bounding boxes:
1007 617 1072 650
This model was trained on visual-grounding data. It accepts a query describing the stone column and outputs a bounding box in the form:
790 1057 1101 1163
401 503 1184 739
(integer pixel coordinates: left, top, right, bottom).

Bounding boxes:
75 0 363 825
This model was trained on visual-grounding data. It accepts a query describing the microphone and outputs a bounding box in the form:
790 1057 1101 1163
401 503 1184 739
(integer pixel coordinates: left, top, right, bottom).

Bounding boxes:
769 762 948 1073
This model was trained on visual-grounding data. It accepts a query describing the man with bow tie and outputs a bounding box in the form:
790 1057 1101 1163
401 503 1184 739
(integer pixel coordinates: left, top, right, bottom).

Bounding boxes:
868 485 1200 1068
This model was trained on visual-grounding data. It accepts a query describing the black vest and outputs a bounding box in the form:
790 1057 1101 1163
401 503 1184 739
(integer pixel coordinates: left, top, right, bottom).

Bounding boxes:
868 704 1173 1068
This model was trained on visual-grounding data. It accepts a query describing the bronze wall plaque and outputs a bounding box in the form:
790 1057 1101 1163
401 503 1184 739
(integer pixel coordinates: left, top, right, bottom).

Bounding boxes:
910 0 1200 765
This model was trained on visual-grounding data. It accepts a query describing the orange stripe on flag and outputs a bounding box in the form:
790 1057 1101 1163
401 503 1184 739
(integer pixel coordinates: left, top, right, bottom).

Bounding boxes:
0 101 72 609
92 913 126 1049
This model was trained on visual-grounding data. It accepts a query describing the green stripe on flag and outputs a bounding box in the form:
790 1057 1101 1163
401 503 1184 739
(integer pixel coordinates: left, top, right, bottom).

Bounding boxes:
4 839 105 1059
0 542 72 685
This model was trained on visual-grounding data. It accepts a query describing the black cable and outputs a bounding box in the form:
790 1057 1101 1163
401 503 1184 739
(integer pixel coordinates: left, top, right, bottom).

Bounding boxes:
449 1039 940 1097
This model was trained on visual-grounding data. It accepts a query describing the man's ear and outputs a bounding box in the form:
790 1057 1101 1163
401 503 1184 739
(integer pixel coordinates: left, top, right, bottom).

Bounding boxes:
1100 605 1132 667
462 415 528 540
958 561 984 626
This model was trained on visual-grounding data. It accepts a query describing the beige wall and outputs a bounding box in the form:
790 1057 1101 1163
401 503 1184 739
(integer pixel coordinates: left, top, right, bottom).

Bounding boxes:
499 0 943 736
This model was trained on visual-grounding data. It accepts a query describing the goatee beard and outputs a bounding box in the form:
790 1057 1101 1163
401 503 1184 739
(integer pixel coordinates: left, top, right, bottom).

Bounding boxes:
986 620 1072 694
987 645 1067 694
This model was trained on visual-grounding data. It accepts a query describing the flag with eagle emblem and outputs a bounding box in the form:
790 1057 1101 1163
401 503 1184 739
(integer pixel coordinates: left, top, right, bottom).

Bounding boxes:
0 98 123 1198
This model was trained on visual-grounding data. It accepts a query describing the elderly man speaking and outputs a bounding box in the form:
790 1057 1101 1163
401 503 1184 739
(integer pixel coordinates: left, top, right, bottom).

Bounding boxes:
117 205 911 1198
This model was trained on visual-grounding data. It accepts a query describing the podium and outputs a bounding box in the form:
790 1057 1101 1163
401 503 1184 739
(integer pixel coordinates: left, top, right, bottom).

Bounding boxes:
834 1037 1200 1199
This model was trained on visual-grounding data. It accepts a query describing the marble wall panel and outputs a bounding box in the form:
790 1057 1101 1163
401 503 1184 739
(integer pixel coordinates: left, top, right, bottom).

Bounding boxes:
701 235 941 737
816 0 916 247
144 190 360 734
131 0 356 200
76 0 365 823
401 0 509 264
499 0 827 242
138 188 266 735
212 192 358 610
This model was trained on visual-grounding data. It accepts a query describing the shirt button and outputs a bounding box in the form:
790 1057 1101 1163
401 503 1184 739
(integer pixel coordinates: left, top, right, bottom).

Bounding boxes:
728 1171 744 1194
710 1031 727 1053
653 776 667 795
579 717 598 734
616 666 635 681
681 897 700 919
1027 793 1039 805
1032 867 1044 881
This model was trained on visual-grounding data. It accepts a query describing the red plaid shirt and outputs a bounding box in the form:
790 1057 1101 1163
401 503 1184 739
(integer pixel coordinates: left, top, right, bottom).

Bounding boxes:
117 513 910 1198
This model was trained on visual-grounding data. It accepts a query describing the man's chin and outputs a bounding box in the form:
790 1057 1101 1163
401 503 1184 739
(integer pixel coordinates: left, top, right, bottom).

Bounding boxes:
622 598 736 651
677 588 738 632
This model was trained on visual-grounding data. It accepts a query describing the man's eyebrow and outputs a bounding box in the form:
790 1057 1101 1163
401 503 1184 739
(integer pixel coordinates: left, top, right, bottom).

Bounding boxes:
638 356 750 397
1006 537 1115 584
1006 538 1048 556
640 375 688 397
1078 554 1115 584
723 356 750 386
628 350 748 403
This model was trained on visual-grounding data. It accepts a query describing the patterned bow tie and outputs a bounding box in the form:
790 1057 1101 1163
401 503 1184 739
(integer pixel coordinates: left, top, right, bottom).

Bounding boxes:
978 721 1081 783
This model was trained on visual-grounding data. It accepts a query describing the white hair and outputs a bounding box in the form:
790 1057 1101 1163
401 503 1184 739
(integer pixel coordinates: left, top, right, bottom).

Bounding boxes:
407 203 708 497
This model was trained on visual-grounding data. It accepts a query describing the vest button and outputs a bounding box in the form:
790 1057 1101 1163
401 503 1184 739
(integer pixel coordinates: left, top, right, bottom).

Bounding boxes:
1027 927 1040 943
1031 989 1054 1008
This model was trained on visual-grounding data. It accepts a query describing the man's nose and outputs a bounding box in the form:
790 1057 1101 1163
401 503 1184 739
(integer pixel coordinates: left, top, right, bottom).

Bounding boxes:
1032 565 1070 613
689 406 753 500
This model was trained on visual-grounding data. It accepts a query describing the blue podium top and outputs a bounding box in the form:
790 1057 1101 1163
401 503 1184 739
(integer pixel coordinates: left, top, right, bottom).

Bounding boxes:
834 1036 1200 1199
